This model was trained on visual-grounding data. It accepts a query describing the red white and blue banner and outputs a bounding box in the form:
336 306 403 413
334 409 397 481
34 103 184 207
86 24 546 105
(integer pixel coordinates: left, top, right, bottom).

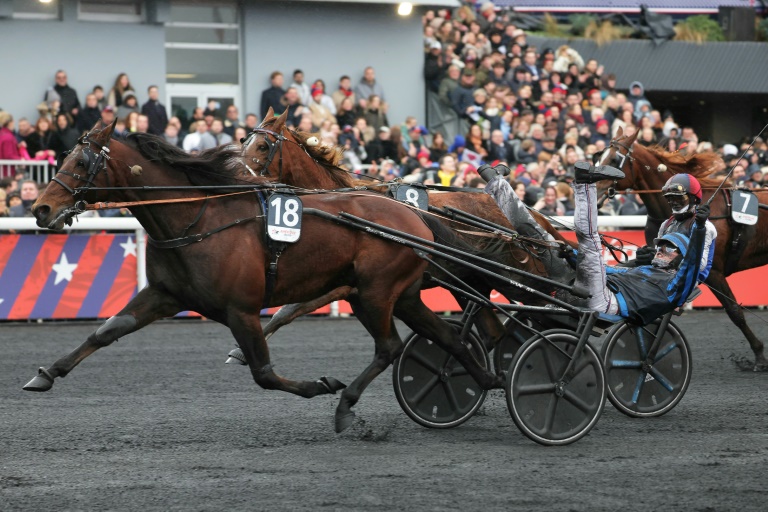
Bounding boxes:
2 231 768 321
0 234 138 320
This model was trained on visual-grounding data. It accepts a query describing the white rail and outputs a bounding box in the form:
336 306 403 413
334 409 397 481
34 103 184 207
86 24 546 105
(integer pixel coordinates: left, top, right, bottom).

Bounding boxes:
0 160 54 184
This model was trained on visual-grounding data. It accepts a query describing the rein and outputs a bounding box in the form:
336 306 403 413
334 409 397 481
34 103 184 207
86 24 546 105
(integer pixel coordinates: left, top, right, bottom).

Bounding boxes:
86 190 260 211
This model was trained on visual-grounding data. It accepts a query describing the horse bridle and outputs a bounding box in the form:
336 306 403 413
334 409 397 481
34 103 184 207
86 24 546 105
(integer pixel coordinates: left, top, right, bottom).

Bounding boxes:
53 134 112 198
243 127 287 180
50 133 112 219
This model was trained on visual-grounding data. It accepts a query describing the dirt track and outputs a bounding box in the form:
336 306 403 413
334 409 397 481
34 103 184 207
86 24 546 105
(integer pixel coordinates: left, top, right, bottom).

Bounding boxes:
1 310 766 511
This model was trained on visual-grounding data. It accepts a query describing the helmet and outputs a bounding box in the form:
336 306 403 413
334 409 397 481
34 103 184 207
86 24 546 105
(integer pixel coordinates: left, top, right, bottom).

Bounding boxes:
662 174 702 203
652 232 690 258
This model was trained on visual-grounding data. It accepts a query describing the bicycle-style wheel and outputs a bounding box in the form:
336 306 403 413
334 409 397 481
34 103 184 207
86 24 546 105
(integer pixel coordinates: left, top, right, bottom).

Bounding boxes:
601 319 692 418
506 329 606 446
393 321 490 429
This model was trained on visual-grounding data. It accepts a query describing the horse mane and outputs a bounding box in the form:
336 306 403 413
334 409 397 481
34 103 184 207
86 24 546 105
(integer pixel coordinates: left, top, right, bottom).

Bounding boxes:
259 117 353 188
122 133 252 187
641 145 727 189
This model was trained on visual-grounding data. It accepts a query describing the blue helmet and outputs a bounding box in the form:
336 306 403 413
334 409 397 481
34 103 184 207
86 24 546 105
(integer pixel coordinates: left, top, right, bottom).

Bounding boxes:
653 232 690 257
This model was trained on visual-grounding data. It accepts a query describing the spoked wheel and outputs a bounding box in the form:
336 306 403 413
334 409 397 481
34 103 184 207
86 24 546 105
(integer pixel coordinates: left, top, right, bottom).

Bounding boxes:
601 319 692 418
393 319 490 429
506 329 606 446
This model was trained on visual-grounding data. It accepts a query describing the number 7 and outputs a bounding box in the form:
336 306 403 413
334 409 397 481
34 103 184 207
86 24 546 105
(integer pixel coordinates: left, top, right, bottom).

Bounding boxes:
739 192 751 213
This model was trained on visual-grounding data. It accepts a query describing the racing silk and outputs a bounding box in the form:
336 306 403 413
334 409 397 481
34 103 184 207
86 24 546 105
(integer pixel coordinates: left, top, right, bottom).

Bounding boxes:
606 223 705 325
659 215 716 281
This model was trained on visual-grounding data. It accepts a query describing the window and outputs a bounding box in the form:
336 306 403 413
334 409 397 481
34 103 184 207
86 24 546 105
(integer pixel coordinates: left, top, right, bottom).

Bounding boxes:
165 1 240 85
12 0 60 20
79 0 143 23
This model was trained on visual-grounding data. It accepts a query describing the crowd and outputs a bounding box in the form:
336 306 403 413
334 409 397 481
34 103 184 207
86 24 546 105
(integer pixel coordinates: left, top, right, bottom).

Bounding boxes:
2 1 768 219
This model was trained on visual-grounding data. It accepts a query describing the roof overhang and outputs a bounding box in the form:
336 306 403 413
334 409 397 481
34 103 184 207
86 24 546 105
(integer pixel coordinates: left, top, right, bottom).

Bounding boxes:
259 0 460 6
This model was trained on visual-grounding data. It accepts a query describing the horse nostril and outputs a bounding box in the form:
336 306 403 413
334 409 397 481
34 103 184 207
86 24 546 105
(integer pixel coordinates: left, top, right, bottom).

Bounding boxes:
34 204 50 220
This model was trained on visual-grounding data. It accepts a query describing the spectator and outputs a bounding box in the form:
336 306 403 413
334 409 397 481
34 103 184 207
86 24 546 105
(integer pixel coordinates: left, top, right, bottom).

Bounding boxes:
335 97 358 130
182 120 217 153
450 68 478 119
50 113 80 158
486 129 510 162
77 93 102 133
93 85 106 110
281 87 306 128
0 111 22 178
591 118 611 145
14 118 35 143
8 179 39 217
260 71 286 118
354 66 386 109
436 153 458 185
438 65 461 109
107 73 135 109
223 105 244 137
628 81 650 109
125 111 140 134
233 126 248 145
209 118 233 145
289 69 312 106
46 70 80 120
135 114 150 134
100 105 117 128
162 122 184 149
424 40 444 93
428 131 449 163
310 80 336 116
24 117 55 164
362 95 389 134
354 117 376 145
331 75 356 112
366 126 399 164
244 113 259 132
116 92 140 121
141 85 169 136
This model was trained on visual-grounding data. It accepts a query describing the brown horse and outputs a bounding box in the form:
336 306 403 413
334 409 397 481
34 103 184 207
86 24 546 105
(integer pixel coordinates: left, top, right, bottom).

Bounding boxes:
27 122 505 432
597 129 768 370
235 109 583 345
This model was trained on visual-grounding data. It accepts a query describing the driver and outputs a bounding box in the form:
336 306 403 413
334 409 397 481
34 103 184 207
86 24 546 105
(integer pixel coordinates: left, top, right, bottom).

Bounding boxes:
479 162 709 325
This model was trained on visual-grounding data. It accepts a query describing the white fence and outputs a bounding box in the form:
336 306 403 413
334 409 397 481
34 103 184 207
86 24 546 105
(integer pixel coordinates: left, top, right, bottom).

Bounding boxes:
0 160 54 184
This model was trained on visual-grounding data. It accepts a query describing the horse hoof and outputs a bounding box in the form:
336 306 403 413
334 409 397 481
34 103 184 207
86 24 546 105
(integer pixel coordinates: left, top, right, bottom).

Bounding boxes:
318 376 347 394
23 368 54 392
225 347 247 365
753 360 768 372
335 412 356 433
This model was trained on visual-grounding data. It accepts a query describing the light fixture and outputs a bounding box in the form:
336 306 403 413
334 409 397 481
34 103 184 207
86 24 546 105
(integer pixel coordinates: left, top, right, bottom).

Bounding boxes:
398 2 413 16
40 0 53 4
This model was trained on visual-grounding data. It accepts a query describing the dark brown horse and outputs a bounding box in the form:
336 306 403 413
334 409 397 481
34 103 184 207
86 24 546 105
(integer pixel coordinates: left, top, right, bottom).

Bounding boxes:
235 109 583 345
597 129 768 370
27 122 505 432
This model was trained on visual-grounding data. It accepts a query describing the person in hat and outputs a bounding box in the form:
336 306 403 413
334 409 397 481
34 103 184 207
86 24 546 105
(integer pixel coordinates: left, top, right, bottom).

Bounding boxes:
478 162 709 323
590 118 611 145
100 105 116 127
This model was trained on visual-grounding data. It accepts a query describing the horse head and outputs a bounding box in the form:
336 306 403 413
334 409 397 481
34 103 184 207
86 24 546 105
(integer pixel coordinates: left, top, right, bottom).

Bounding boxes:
33 120 117 230
241 108 349 189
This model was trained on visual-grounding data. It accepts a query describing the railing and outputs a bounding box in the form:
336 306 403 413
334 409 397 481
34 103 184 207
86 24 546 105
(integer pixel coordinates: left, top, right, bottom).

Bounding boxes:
0 160 54 184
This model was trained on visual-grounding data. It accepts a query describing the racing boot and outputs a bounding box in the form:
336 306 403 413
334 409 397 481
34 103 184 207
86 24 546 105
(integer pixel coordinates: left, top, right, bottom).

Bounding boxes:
574 161 624 184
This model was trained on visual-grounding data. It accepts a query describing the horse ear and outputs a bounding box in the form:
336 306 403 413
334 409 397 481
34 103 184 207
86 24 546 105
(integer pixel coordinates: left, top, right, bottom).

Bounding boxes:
264 106 274 122
615 126 624 139
99 119 117 141
626 126 639 145
272 108 288 132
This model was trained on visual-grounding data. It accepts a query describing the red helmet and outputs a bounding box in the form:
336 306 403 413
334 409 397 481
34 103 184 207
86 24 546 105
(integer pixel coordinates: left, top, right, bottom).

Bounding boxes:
662 174 702 202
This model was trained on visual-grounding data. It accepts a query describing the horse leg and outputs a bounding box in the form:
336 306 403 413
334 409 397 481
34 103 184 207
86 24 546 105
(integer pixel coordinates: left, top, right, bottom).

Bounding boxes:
334 295 405 433
229 314 347 399
23 286 183 392
225 286 356 364
706 271 768 370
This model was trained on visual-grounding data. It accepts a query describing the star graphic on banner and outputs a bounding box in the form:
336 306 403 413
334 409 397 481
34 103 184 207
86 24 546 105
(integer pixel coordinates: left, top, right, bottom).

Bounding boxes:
120 237 137 258
0 298 4 305
52 253 78 286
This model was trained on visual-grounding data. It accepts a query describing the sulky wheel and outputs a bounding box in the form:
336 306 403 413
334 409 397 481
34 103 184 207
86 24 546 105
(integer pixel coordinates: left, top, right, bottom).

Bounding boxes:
601 319 692 418
506 329 606 446
393 319 490 429
492 313 535 375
